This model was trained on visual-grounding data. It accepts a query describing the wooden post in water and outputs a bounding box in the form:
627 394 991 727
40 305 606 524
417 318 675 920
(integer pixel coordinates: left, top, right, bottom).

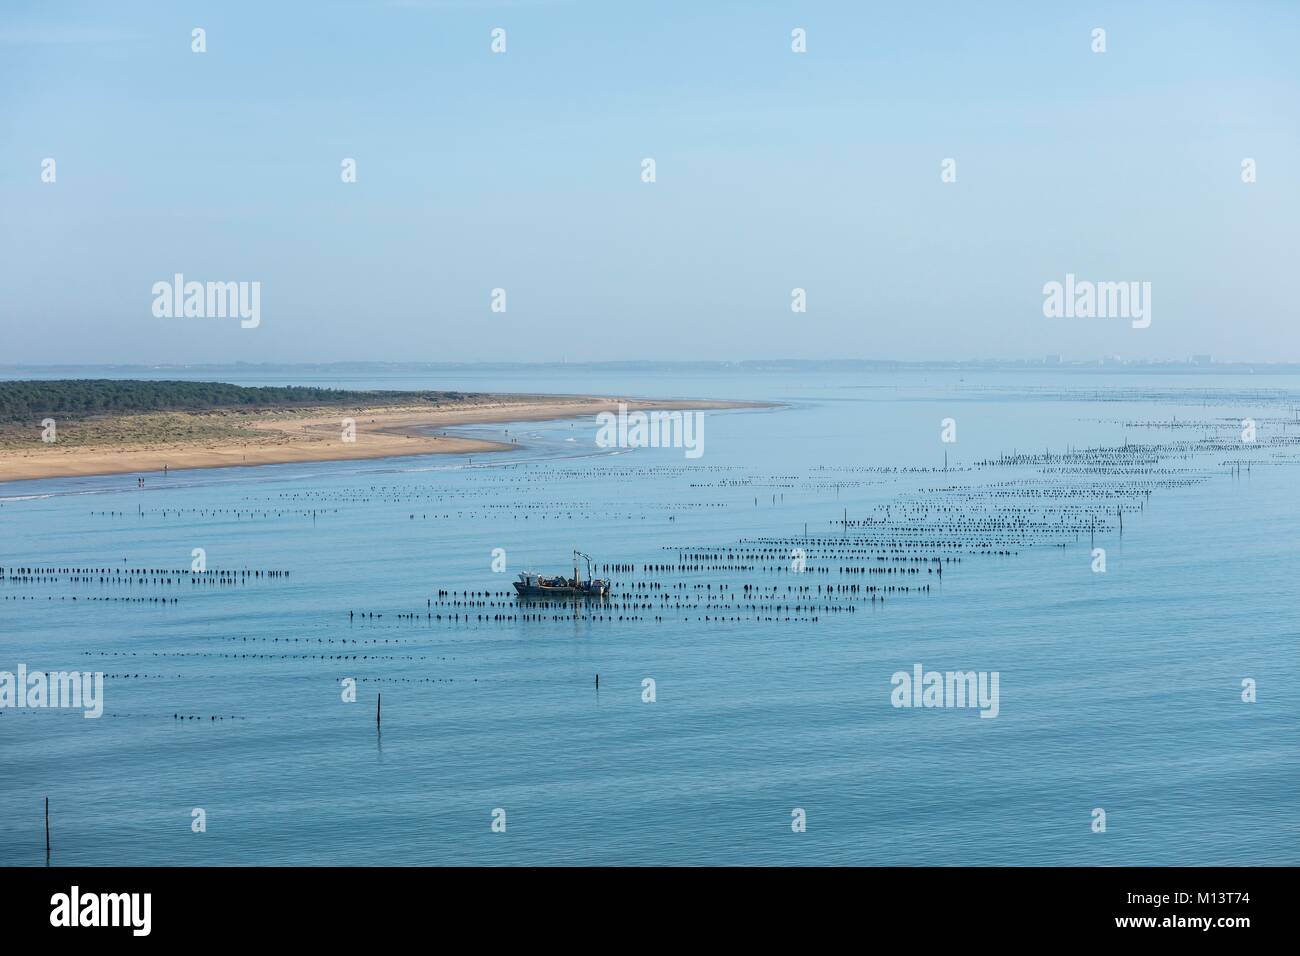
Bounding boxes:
376 693 381 728
45 797 50 858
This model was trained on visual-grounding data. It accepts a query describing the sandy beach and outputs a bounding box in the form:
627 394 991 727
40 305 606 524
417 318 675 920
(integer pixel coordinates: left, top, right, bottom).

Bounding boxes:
0 396 763 482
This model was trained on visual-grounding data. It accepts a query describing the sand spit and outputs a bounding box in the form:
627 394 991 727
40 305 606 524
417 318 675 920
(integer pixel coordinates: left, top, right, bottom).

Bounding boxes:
0 395 768 482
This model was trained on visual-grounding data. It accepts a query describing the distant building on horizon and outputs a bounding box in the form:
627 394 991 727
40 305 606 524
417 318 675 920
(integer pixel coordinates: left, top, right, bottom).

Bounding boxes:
1192 354 1213 366
1045 354 1062 365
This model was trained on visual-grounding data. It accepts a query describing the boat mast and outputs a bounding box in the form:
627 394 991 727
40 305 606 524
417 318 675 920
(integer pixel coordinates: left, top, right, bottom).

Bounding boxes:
574 549 594 585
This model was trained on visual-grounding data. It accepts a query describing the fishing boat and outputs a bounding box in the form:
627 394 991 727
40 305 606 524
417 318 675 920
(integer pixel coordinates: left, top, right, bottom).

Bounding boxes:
513 550 610 598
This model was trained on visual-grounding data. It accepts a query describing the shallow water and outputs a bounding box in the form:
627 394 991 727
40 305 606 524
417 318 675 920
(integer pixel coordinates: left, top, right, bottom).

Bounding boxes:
2 368 1297 865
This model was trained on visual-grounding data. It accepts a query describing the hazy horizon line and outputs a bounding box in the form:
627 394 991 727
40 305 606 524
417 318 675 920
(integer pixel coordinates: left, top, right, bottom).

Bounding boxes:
3 357 1299 373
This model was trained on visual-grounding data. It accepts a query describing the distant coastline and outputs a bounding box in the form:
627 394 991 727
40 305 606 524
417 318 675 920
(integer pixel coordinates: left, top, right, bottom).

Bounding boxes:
0 381 766 482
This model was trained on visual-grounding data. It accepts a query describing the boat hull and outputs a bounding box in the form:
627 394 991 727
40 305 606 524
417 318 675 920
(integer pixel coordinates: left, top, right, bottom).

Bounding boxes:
513 582 608 598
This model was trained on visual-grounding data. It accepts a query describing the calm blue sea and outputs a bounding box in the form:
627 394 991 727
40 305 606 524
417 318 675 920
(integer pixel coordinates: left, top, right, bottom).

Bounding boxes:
2 367 1297 865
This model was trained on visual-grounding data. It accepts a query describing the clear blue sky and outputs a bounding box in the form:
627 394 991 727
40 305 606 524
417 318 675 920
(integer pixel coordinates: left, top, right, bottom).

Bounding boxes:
2 0 1297 364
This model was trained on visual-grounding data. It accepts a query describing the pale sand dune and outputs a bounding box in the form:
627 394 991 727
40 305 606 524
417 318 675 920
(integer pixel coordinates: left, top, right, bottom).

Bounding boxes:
0 396 764 482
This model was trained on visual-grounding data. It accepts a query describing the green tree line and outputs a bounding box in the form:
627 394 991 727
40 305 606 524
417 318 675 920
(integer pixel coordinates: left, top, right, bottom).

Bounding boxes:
0 380 469 421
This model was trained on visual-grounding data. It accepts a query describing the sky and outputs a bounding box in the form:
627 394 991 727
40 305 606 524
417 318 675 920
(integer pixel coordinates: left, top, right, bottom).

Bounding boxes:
1 0 1297 365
